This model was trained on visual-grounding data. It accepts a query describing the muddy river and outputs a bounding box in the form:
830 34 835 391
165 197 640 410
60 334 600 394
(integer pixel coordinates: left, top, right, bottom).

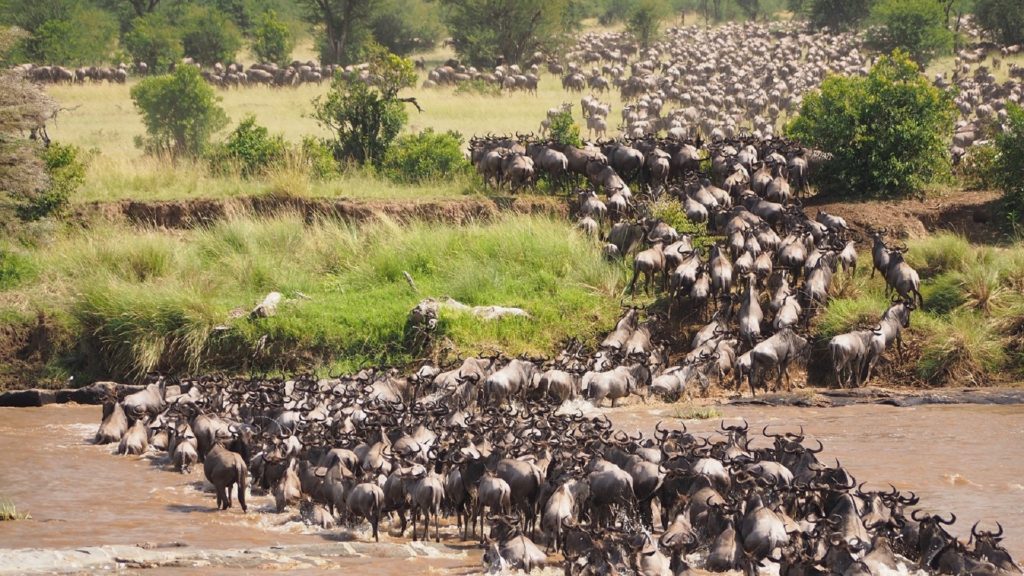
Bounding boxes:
0 402 1021 572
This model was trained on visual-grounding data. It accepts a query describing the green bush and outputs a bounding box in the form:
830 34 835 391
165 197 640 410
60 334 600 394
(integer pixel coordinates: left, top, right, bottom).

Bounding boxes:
251 10 293 64
209 115 287 178
549 110 582 148
994 104 1024 225
786 50 956 198
179 5 242 66
31 7 118 66
298 137 339 180
131 66 229 158
795 0 873 31
370 0 443 56
312 48 416 166
124 14 183 73
866 0 953 67
650 198 713 249
382 129 470 184
959 143 999 191
626 0 668 48
17 143 87 221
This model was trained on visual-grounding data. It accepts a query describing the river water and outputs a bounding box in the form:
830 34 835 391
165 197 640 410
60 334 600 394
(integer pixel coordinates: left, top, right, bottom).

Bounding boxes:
0 402 1021 572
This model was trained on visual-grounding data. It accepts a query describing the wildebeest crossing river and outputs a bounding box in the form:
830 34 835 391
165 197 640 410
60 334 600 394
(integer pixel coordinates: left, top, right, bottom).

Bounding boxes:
0 402 1021 574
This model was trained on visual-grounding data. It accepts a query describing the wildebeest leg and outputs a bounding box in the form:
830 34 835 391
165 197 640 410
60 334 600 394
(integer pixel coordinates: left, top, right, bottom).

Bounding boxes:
237 479 247 513
435 506 440 542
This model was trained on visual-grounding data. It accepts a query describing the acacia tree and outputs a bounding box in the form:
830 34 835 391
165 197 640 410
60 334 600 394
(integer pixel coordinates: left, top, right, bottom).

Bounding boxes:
300 0 375 65
627 0 668 48
439 0 581 67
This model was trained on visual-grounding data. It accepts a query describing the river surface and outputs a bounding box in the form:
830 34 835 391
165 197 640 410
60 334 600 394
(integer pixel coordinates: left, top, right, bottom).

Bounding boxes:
0 402 1021 572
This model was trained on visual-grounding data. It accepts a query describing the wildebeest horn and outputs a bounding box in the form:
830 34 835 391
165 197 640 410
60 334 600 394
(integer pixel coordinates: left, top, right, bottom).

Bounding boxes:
938 512 956 526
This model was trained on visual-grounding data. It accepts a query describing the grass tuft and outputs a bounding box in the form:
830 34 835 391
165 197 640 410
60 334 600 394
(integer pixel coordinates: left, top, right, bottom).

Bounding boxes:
0 498 30 521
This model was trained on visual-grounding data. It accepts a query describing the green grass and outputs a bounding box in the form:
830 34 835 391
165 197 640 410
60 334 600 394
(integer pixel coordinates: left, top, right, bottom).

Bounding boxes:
0 213 624 381
815 233 1024 385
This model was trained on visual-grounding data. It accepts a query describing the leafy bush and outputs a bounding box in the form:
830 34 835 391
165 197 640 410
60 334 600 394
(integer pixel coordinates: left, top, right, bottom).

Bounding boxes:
786 50 956 198
209 115 287 178
959 143 999 191
124 14 183 73
549 111 582 148
312 48 416 166
370 0 443 56
626 0 669 48
994 104 1024 225
299 137 339 180
795 0 873 31
131 66 229 158
31 7 117 66
17 143 87 221
650 198 713 249
382 129 470 183
179 5 242 66
866 0 953 67
251 10 293 64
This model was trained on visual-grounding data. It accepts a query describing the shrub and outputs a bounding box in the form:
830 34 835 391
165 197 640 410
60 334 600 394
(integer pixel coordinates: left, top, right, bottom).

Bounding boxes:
251 10 293 64
626 0 668 48
796 0 873 31
866 0 953 67
17 143 87 221
650 198 713 249
299 137 339 180
994 104 1024 225
382 129 470 183
31 7 117 66
131 66 229 158
370 0 443 56
179 5 243 66
786 50 956 198
549 111 582 148
959 143 999 191
124 14 183 74
209 115 287 178
311 47 416 166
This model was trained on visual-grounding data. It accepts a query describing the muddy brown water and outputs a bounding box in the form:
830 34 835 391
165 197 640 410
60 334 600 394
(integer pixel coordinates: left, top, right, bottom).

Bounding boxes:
1 402 1021 572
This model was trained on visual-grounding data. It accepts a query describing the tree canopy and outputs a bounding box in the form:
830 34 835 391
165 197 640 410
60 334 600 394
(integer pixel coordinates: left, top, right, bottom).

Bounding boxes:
438 0 582 67
867 0 953 67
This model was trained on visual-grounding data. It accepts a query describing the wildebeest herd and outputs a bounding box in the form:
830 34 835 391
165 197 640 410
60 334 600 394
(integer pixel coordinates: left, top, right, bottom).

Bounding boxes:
94 363 1020 575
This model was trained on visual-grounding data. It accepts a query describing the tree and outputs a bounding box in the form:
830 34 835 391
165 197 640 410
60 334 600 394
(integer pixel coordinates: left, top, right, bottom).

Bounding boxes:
127 0 162 17
369 0 443 56
734 0 760 21
251 10 293 64
994 104 1024 224
300 0 376 65
786 50 956 198
31 6 118 65
179 5 243 65
439 0 583 68
867 0 953 67
974 0 1024 46
124 13 183 72
796 0 872 31
627 0 669 48
311 47 416 166
131 65 229 158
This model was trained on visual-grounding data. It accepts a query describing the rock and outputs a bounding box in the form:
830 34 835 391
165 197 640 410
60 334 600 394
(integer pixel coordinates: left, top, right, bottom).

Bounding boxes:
250 291 283 319
0 388 57 407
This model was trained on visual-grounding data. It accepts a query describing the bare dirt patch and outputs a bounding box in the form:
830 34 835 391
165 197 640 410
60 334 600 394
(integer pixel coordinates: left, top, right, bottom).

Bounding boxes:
804 189 1004 243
